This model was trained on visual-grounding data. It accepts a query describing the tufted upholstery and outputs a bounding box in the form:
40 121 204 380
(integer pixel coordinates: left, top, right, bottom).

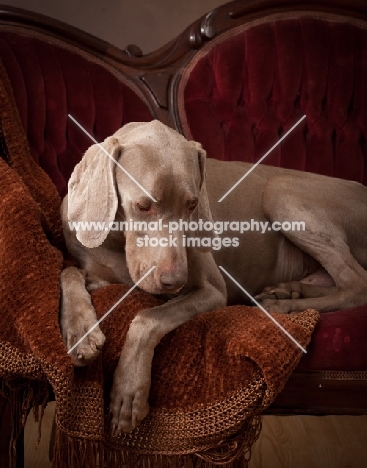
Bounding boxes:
179 14 367 183
0 30 153 198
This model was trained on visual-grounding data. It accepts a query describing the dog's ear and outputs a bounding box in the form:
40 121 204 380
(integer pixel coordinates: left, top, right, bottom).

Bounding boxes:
190 142 216 252
195 143 212 223
67 136 122 248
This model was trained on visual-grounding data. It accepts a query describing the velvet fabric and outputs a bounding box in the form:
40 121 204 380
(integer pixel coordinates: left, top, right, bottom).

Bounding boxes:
0 31 153 198
298 307 367 371
181 16 367 183
179 14 367 373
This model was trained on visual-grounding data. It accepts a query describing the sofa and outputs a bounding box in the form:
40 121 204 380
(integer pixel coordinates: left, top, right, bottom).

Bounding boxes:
0 0 367 466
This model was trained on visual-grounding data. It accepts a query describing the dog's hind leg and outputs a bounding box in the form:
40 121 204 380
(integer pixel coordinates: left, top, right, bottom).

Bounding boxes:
256 175 367 313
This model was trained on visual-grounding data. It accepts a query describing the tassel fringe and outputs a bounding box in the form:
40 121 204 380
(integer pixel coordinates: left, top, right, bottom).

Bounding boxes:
52 415 262 468
0 378 51 468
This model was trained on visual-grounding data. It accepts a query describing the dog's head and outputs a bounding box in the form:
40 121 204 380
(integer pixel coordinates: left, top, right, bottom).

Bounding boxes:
67 120 215 294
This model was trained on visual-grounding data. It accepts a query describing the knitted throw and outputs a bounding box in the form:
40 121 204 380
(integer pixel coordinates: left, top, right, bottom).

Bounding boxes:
0 60 319 468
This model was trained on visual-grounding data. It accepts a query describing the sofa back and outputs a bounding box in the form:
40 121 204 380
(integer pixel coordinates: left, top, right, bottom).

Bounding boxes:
1 0 367 192
177 13 367 184
0 29 153 197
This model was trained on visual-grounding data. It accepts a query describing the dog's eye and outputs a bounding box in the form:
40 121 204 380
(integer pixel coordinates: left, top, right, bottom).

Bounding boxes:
187 199 198 212
136 200 152 212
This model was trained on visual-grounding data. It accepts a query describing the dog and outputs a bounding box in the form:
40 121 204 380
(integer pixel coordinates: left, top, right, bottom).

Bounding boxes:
60 120 367 435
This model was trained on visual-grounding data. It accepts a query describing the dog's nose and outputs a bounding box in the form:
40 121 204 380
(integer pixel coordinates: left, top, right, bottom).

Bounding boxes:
159 270 187 291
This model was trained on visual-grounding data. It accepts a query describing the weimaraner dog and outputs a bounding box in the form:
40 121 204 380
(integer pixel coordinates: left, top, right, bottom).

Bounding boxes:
60 120 367 434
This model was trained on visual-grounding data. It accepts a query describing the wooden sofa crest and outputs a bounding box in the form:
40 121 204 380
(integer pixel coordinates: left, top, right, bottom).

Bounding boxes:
0 0 367 466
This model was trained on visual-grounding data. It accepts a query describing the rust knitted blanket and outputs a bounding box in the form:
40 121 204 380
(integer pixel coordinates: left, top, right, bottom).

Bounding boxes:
0 60 319 468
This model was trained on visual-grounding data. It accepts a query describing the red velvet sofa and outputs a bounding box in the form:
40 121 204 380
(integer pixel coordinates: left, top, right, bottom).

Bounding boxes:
1 0 367 464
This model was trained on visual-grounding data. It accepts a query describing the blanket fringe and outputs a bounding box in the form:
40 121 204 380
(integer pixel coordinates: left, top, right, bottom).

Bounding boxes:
196 414 262 466
52 415 262 468
0 378 51 468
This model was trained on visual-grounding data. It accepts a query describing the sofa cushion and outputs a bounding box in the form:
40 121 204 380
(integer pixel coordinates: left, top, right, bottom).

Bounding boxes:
298 306 367 371
0 30 153 197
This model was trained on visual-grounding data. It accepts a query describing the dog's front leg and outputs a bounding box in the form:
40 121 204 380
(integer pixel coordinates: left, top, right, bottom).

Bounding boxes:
60 266 107 366
110 264 226 435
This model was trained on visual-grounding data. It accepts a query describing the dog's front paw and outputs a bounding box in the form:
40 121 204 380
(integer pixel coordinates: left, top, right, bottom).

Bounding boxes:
109 365 150 435
61 303 106 367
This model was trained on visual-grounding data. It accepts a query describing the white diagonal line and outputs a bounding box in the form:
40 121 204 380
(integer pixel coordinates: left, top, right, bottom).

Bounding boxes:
218 115 306 202
67 266 156 355
218 266 307 353
68 114 157 202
